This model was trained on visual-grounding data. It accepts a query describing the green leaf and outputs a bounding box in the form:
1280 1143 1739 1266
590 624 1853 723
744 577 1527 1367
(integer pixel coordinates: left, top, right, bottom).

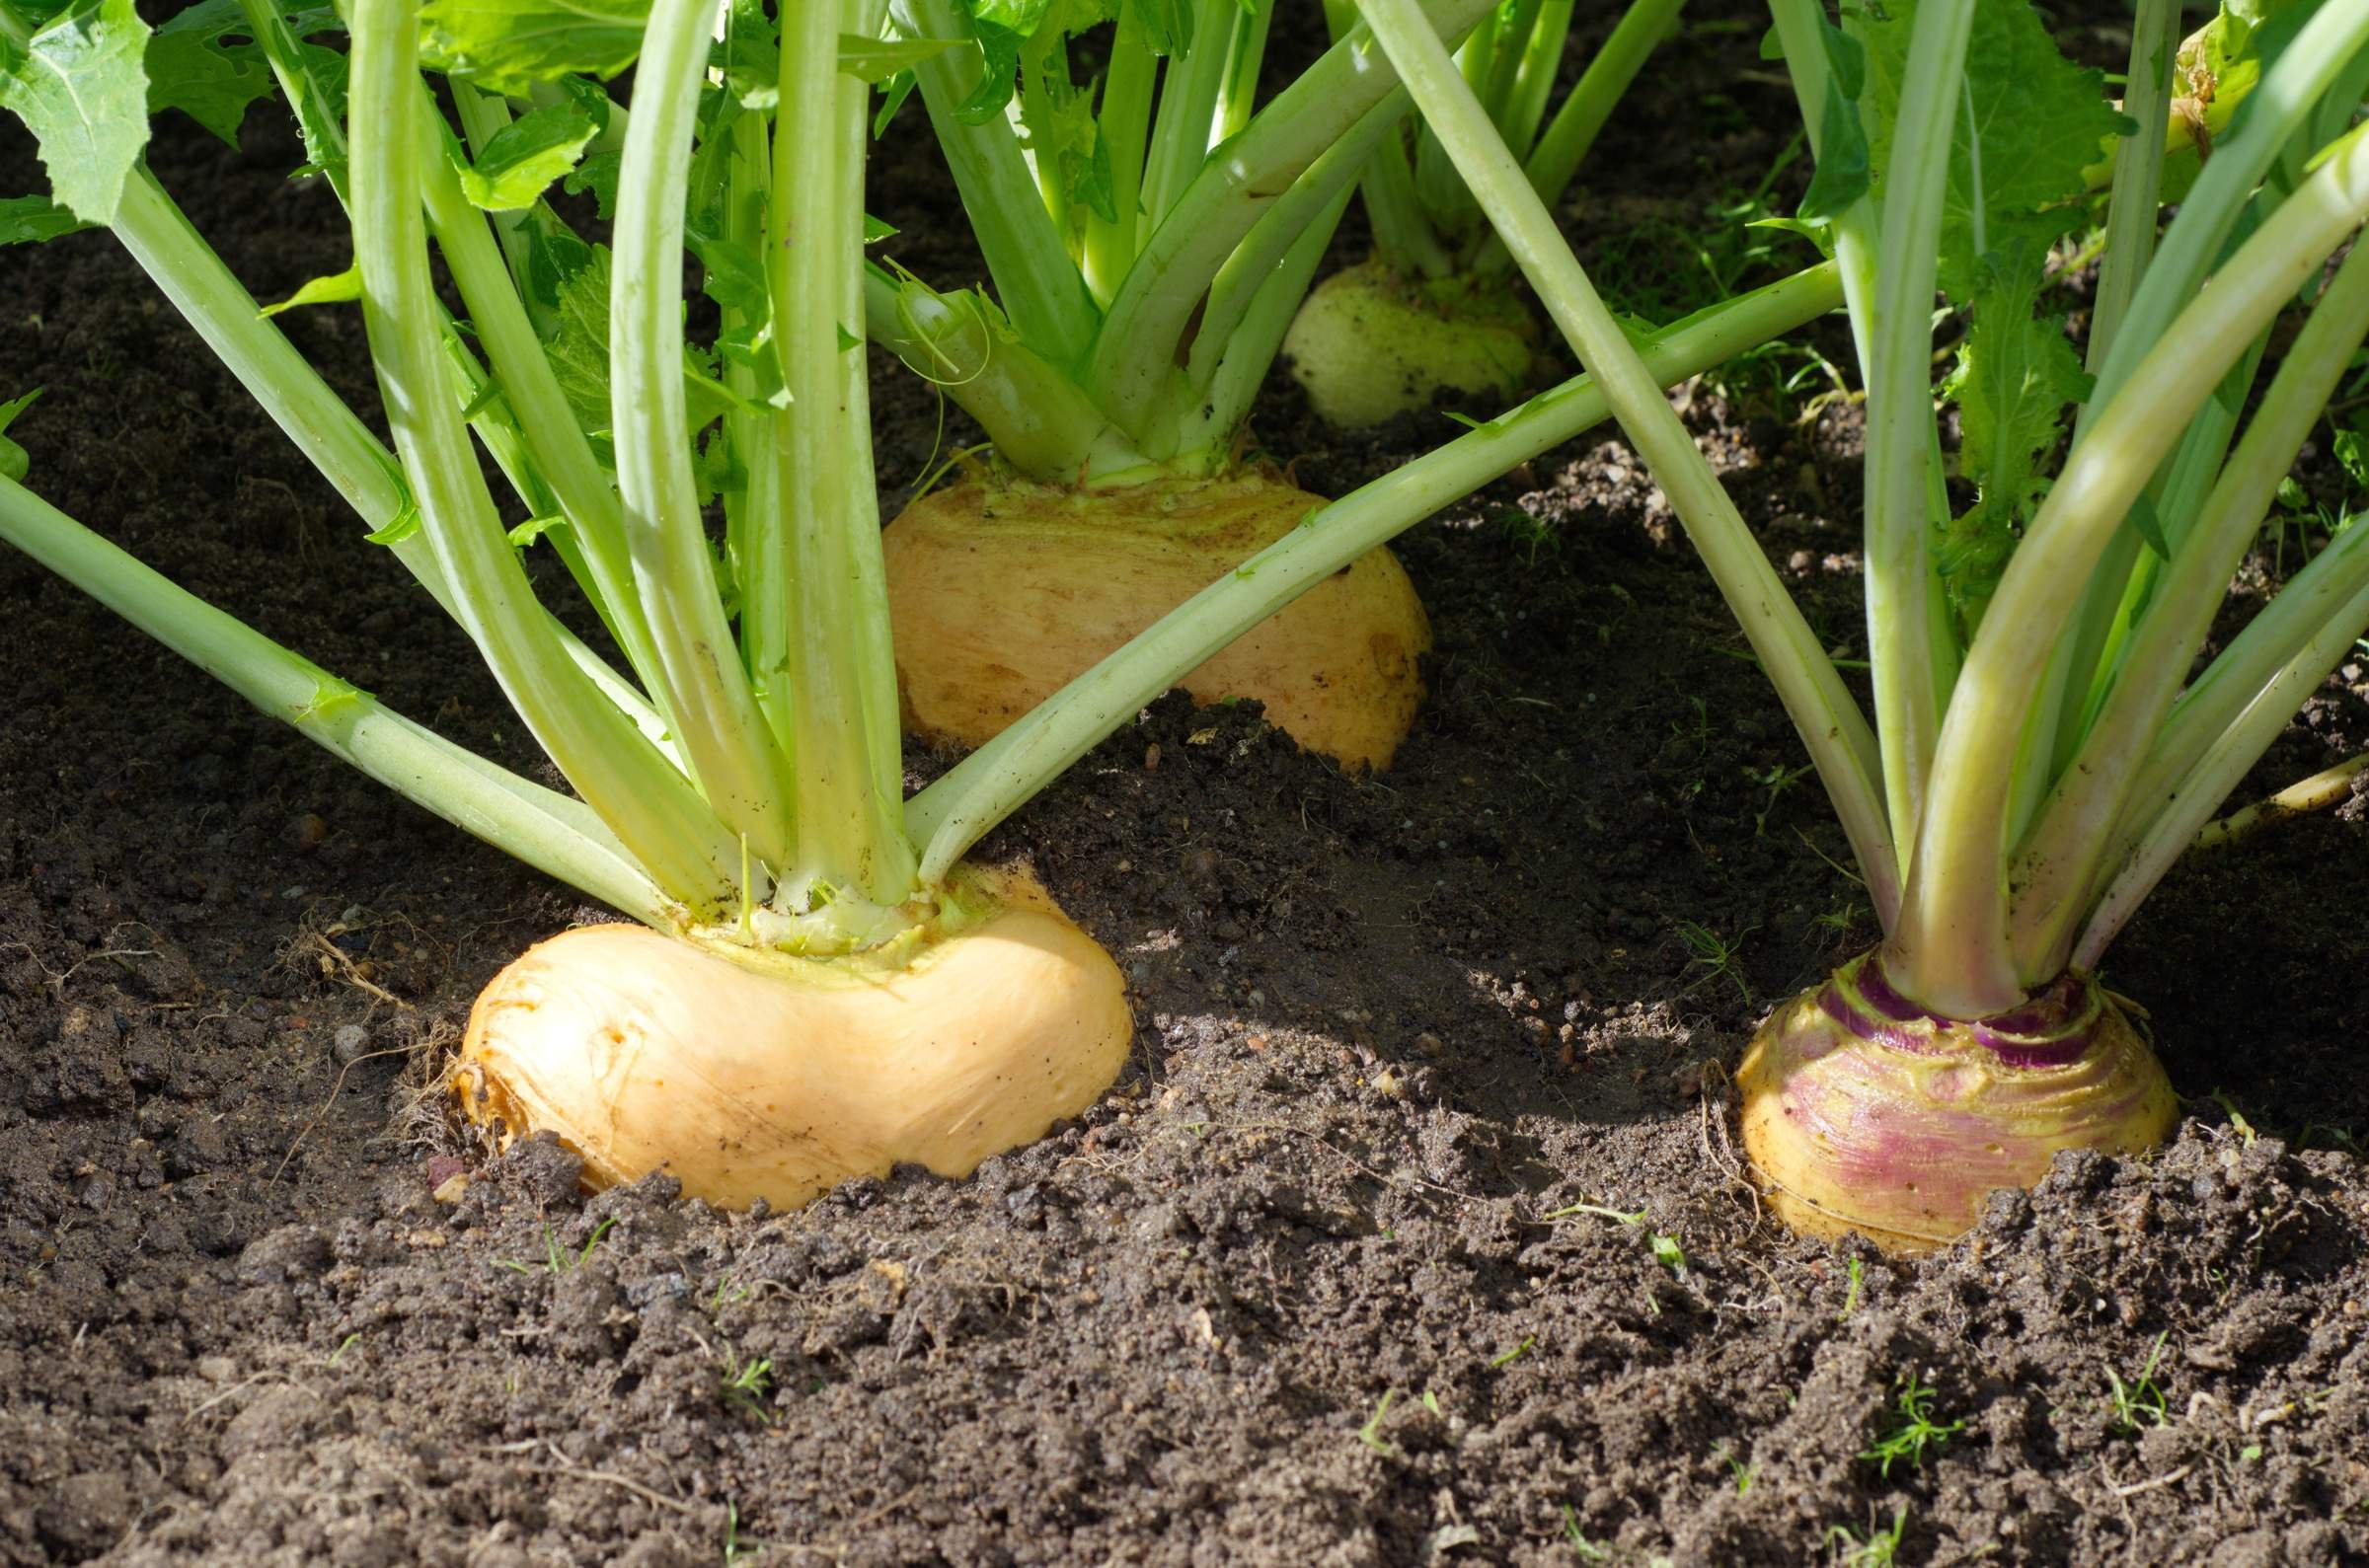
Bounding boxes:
0 192 91 243
2334 415 2369 492
954 17 1022 123
871 65 916 137
418 0 650 95
0 387 41 483
146 0 276 145
507 513 566 550
260 261 360 316
1016 51 1113 226
363 499 421 546
1861 0 2132 303
457 373 505 422
0 0 151 225
537 243 730 463
686 228 768 317
522 217 595 308
562 148 621 217
1796 21 1869 223
1130 0 1188 53
1937 247 2092 617
542 242 617 459
452 100 598 210
840 33 951 83
2127 490 2170 561
967 0 1060 37
556 71 612 131
863 212 899 243
836 323 862 352
1747 214 1836 259
712 0 776 108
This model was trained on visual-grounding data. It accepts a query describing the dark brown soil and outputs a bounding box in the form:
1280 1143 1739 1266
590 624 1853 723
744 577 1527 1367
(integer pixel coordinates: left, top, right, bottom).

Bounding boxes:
4 7 2367 1566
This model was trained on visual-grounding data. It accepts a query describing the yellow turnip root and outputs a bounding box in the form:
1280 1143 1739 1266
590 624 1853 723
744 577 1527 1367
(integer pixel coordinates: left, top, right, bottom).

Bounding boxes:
882 471 1431 772
452 867 1132 1210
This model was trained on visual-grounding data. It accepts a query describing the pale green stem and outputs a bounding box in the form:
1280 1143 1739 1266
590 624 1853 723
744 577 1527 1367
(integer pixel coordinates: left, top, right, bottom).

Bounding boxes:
415 100 673 711
1185 90 1413 400
2101 514 2369 919
112 174 398 544
2011 239 2369 981
234 0 348 190
1088 0 1498 442
109 173 674 759
1325 0 1451 278
1359 0 1901 924
1767 0 1954 704
1897 126 2369 1016
909 262 1848 882
610 0 795 871
1472 0 1684 278
1214 0 1278 141
2074 554 2369 970
1500 0 1573 162
1082 3 1157 306
1365 134 1454 280
2085 0 2177 386
2090 0 2369 414
771 0 919 907
1411 11 1496 221
448 83 536 306
0 476 667 923
349 0 738 911
1479 0 1545 134
2072 335 2266 765
2021 0 2192 795
1857 0 1974 884
1139 0 1239 240
1188 183 1362 451
896 0 1100 372
723 107 795 764
863 270 1150 480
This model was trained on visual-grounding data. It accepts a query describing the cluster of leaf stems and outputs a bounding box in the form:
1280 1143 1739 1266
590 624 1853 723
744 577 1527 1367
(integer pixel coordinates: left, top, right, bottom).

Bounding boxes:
1 0 2366 1009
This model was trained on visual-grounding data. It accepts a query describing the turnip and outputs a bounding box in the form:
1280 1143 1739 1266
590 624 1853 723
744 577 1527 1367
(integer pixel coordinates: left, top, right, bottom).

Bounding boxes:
861 0 1823 767
0 0 1833 1206
1359 0 2369 1249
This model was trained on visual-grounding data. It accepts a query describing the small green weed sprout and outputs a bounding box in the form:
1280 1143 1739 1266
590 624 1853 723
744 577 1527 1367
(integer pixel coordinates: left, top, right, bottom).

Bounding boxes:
1542 1201 1688 1278
1827 1506 1908 1567
2106 1332 2172 1434
1562 1505 1612 1561
497 1215 617 1276
1674 920 1754 1006
1860 1371 1964 1476
1838 1255 1865 1320
1358 1389 1397 1455
723 1351 775 1424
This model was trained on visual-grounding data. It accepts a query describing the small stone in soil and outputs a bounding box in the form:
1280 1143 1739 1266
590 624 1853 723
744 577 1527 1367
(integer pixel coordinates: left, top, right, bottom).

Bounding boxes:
333 1023 370 1062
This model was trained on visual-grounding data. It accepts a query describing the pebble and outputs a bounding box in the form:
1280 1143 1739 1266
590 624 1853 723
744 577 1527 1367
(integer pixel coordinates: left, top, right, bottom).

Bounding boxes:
333 1024 371 1063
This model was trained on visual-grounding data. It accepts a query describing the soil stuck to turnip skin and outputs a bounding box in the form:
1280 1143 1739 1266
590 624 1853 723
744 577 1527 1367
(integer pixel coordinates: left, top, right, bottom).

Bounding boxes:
3 5 2368 1564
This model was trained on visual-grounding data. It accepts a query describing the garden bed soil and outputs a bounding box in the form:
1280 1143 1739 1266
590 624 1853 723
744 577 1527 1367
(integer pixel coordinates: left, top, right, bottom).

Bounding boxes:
3 6 2368 1565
